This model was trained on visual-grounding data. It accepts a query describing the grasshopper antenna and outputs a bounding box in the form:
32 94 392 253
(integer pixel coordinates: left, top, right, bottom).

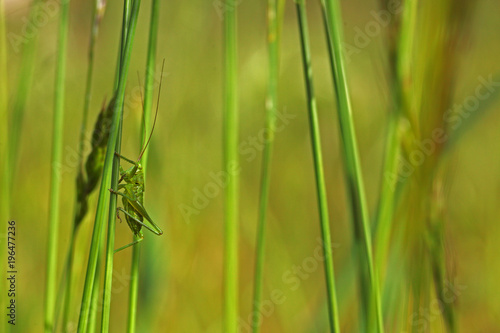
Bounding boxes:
137 73 146 145
137 58 165 163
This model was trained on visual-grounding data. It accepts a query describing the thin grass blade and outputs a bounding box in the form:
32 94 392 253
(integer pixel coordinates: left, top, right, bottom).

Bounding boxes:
223 0 239 331
295 1 340 330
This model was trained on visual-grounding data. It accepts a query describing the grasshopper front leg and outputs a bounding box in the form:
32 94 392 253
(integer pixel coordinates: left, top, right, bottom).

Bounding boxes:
114 152 137 165
114 152 140 183
109 188 138 203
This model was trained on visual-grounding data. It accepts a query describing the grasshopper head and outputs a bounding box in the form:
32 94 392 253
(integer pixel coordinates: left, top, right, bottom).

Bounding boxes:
120 163 144 184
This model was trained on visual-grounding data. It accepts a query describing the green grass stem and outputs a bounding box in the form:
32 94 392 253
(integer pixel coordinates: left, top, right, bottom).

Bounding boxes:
87 221 106 333
127 1 160 331
43 0 70 331
251 0 283 331
58 1 106 330
374 112 400 269
295 1 340 331
101 1 141 331
320 0 383 330
372 0 405 279
100 121 123 332
9 0 42 186
77 0 141 330
223 0 239 331
127 234 142 333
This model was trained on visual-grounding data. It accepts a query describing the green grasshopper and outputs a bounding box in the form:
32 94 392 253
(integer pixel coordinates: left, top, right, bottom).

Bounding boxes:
110 151 163 253
110 64 165 253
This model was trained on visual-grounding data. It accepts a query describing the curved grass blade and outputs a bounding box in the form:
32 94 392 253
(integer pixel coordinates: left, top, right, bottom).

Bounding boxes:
251 0 284 331
320 0 383 330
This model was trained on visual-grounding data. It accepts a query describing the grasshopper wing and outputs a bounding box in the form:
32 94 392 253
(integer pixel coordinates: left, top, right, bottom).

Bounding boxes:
129 200 163 235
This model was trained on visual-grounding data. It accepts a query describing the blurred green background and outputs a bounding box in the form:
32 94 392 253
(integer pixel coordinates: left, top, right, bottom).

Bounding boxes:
2 0 500 331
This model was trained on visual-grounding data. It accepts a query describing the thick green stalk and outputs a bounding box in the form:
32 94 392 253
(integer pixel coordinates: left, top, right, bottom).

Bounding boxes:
295 1 340 331
127 236 141 332
44 0 70 331
320 0 383 330
373 30 405 275
101 1 141 331
375 0 416 320
127 1 160 332
223 0 239 331
251 0 283 332
87 272 100 333
115 0 131 89
374 111 400 269
88 1 129 330
87 221 106 333
77 0 141 330
100 121 122 332
372 0 405 282
58 230 76 331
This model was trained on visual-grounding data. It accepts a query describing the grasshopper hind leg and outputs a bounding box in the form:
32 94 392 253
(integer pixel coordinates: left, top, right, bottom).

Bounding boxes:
116 206 161 236
114 232 144 253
